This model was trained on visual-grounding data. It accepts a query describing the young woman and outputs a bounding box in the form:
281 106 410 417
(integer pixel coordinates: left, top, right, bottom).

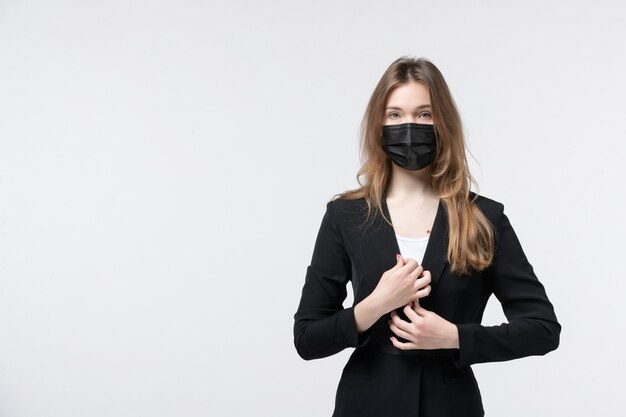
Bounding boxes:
292 56 561 417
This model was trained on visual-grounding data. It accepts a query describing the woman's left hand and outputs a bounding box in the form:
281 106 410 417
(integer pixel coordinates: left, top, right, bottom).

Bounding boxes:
388 300 460 350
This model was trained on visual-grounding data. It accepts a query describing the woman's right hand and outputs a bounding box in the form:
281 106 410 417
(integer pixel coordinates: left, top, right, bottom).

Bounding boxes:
373 254 432 313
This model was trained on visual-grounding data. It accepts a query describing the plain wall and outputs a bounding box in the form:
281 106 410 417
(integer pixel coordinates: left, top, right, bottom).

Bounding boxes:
1 0 624 416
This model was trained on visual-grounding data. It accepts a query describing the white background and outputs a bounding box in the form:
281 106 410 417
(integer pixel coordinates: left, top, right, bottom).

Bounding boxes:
1 0 624 416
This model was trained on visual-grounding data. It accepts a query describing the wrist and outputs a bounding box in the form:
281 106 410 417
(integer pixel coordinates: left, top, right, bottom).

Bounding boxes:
364 292 388 318
449 323 460 349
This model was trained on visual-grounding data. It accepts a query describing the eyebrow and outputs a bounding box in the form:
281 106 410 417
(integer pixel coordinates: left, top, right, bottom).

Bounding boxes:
385 105 432 111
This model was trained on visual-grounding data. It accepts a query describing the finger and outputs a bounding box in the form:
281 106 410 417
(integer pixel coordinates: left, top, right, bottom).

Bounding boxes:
388 320 415 341
404 303 423 320
390 336 419 350
392 253 404 269
389 311 411 331
401 258 420 273
412 299 426 312
412 274 431 291
413 283 433 300
412 301 429 315
407 263 425 279
413 277 431 292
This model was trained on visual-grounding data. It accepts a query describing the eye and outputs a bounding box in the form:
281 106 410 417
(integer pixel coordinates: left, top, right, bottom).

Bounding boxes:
418 111 432 119
388 112 400 119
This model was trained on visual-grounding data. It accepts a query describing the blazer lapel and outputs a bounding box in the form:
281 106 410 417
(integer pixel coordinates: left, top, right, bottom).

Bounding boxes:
371 194 449 295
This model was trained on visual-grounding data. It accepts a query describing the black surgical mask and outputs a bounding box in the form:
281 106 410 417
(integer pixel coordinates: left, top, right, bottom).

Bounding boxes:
381 122 438 170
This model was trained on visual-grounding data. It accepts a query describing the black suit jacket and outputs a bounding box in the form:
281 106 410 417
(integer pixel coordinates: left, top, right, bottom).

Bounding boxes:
293 192 561 417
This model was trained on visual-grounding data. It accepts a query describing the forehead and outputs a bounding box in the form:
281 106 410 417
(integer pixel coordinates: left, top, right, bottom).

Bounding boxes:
385 82 431 108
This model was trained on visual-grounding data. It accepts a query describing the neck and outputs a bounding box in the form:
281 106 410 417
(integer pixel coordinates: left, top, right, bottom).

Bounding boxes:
386 164 435 201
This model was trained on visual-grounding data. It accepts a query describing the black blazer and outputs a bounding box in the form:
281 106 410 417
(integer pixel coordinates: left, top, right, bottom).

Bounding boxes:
293 192 561 417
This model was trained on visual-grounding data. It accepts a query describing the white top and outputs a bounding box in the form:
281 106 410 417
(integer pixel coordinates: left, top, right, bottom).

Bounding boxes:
395 233 430 264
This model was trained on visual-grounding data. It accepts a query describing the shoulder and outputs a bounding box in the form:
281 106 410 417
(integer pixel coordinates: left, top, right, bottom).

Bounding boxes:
324 196 373 231
468 191 505 222
329 195 367 210
328 196 369 219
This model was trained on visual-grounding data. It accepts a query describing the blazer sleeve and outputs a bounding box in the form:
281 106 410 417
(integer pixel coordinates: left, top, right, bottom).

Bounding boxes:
293 200 374 360
453 203 561 368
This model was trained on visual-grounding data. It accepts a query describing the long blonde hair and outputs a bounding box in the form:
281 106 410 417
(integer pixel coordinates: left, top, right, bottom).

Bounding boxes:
335 56 495 276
